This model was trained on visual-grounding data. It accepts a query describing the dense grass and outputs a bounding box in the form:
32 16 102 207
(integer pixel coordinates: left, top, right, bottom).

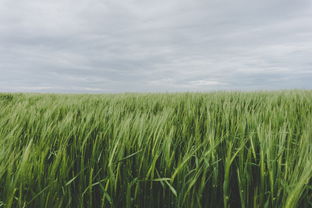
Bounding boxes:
0 91 311 208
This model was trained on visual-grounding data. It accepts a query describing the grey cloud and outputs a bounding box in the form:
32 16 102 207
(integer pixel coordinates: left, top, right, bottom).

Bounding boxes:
0 0 312 92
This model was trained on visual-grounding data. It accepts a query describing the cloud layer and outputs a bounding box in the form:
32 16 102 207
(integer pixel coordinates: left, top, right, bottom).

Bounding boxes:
1 0 312 92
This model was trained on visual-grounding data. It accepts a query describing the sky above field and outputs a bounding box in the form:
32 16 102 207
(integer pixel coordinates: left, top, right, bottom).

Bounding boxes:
0 0 312 93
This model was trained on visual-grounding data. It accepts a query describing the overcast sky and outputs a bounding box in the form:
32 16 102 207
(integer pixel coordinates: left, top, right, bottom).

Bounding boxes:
0 0 312 93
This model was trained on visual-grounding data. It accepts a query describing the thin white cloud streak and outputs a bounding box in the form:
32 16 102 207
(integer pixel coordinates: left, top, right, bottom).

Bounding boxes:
189 80 227 86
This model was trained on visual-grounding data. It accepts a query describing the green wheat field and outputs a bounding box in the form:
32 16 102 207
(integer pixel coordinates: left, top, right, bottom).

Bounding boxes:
0 91 311 208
